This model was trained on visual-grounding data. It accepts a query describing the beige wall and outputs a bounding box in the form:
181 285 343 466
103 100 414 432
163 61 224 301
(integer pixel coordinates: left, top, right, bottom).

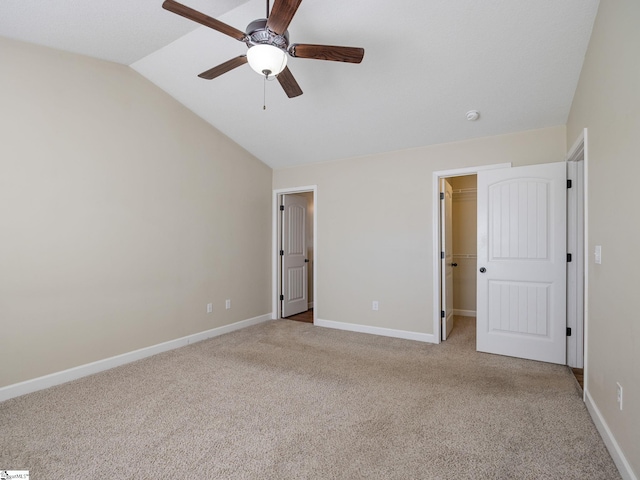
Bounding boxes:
449 175 477 314
0 38 272 387
273 126 566 335
566 0 640 474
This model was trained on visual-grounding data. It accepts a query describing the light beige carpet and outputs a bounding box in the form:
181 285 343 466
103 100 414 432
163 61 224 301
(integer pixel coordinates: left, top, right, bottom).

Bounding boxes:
0 317 620 479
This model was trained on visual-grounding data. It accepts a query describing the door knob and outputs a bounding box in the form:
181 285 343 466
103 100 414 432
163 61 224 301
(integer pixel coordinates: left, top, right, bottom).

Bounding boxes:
479 267 486 273
304 259 309 263
451 263 458 267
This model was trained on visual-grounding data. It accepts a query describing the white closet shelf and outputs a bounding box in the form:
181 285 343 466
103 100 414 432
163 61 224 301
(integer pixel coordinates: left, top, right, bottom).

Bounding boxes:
452 188 477 194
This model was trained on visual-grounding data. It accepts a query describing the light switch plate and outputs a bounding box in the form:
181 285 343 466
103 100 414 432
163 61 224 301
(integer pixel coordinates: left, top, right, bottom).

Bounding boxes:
595 245 602 264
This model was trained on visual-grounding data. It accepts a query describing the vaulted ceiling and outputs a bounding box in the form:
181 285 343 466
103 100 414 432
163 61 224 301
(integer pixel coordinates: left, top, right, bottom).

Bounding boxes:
1 0 599 168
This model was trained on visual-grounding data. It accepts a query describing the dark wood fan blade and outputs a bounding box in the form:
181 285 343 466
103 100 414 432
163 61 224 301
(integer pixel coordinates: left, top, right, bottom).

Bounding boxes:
277 67 303 98
198 56 247 80
163 0 246 41
290 44 365 63
266 0 303 35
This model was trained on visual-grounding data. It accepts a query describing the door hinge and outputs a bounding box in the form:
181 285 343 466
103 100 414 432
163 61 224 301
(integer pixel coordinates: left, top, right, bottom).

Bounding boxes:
566 327 572 336
279 250 284 256
280 294 284 301
280 205 284 211
567 179 572 188
567 253 572 262
441 310 445 318
441 251 445 259
440 192 444 200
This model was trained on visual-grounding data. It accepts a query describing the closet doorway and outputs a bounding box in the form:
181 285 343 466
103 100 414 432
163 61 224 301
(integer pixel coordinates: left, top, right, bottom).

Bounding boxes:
432 163 511 343
440 175 477 340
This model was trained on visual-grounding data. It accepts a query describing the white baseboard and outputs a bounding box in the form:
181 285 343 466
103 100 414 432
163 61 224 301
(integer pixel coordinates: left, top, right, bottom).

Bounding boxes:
315 318 438 344
0 313 272 403
453 309 476 317
585 389 637 480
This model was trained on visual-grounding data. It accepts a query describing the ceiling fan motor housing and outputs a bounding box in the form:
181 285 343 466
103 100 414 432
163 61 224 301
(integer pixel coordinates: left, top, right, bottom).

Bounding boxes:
245 19 289 51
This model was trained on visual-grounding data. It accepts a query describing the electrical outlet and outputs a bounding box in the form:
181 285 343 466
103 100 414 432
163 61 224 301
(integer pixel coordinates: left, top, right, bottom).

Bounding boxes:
617 382 623 410
372 301 379 311
206 303 213 314
225 299 231 310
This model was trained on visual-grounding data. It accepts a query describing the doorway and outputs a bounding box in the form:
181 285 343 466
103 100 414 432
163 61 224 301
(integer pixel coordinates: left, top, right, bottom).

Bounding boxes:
440 175 478 340
434 159 586 367
272 186 317 323
432 163 511 343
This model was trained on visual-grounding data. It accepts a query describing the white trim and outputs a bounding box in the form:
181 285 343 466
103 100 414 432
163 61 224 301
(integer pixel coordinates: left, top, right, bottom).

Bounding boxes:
272 186 318 323
0 314 271 403
432 163 511 343
567 130 586 161
316 318 438 343
566 131 586 369
583 128 590 398
453 309 476 317
308 302 315 309
585 390 638 480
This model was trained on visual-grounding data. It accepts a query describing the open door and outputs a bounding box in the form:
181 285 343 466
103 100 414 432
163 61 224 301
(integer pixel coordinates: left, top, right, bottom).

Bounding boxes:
441 179 454 340
477 162 567 364
281 194 308 317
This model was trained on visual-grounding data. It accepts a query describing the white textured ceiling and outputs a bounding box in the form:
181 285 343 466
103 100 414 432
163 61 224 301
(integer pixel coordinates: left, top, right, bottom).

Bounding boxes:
1 0 599 169
0 0 250 64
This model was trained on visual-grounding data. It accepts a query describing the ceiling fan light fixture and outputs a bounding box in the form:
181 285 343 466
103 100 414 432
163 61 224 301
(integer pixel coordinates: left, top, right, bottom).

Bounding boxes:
247 44 288 77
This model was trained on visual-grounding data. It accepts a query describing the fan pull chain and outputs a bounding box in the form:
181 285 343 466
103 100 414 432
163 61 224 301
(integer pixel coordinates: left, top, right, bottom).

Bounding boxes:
263 75 267 110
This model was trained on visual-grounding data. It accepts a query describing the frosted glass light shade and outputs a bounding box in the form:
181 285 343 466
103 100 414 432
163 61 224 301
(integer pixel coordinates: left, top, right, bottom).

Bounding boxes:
247 44 288 77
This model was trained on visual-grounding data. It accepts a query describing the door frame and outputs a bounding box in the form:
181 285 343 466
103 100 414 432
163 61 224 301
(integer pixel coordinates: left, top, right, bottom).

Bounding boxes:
432 163 511 344
272 185 317 322
441 178 454 340
566 129 588 376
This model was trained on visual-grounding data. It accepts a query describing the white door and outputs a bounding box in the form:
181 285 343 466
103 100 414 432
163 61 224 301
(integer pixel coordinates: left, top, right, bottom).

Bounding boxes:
281 194 308 317
441 179 455 340
477 162 566 364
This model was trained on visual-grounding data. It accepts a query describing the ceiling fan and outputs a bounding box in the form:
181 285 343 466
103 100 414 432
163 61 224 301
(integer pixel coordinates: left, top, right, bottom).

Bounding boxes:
162 0 365 98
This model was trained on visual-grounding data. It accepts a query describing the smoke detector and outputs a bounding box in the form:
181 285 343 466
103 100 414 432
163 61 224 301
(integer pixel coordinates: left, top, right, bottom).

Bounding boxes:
466 110 480 121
